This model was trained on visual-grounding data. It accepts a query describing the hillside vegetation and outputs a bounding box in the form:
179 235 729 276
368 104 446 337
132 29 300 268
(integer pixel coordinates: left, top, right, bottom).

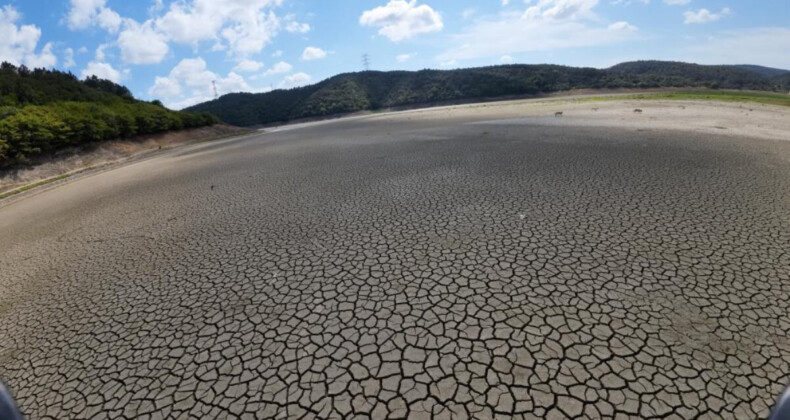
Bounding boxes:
187 60 790 127
0 62 218 167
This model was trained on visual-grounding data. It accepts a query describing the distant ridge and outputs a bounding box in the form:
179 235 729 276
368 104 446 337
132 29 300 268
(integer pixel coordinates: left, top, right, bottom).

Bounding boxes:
730 64 790 78
186 60 790 127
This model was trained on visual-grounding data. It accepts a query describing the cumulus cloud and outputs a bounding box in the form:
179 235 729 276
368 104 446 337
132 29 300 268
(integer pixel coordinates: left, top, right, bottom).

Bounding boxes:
149 76 182 98
264 61 292 75
301 46 326 61
152 2 221 44
437 2 638 63
66 0 104 29
278 72 311 89
65 0 293 64
117 19 169 64
220 11 280 57
81 61 122 82
63 48 76 68
154 0 283 57
94 43 110 61
396 53 414 62
683 7 731 24
25 42 57 68
0 5 56 68
360 0 443 42
148 57 255 109
500 55 514 63
96 7 122 32
664 0 691 5
66 0 121 32
233 59 264 72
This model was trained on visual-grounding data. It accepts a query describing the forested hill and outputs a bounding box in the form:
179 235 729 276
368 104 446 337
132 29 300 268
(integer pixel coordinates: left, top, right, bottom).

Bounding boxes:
0 62 217 167
187 60 790 127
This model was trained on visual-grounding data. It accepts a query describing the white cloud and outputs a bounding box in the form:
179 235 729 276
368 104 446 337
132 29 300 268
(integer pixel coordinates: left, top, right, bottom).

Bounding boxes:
683 7 731 24
67 0 297 63
608 21 637 31
23 42 56 68
680 27 790 69
148 57 254 109
117 19 169 64
264 61 292 75
360 0 444 42
149 75 182 97
153 2 221 44
284 15 310 34
66 0 105 29
396 53 415 62
301 46 326 61
154 0 283 58
151 0 165 13
286 21 310 33
95 43 110 61
0 5 57 68
234 59 264 72
220 11 280 57
66 0 121 32
64 47 76 68
278 72 311 88
438 3 638 63
81 61 122 83
664 0 690 5
169 57 219 89
272 50 283 57
524 0 598 21
500 55 514 63
96 7 122 32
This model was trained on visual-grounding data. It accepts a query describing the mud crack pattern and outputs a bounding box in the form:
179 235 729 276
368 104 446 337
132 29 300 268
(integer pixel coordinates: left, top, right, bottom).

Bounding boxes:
1 119 789 419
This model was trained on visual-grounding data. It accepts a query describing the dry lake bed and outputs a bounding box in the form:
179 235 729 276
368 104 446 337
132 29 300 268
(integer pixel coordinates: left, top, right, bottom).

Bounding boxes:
1 98 789 419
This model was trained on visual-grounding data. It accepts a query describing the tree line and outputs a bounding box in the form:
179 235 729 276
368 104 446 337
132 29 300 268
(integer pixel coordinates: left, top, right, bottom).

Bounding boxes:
0 62 218 167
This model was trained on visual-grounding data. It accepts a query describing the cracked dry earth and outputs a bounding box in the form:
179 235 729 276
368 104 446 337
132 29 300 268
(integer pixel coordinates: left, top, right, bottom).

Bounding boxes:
1 108 789 420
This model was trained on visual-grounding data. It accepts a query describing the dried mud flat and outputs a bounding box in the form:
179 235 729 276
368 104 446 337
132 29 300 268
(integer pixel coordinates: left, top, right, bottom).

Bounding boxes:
1 98 789 419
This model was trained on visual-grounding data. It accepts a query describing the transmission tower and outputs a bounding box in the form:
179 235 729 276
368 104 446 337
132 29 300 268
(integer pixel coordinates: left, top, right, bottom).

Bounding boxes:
362 53 370 71
212 80 219 99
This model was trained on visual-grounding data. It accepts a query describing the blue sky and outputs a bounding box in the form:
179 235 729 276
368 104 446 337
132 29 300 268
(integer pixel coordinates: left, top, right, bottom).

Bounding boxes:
1 0 788 109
